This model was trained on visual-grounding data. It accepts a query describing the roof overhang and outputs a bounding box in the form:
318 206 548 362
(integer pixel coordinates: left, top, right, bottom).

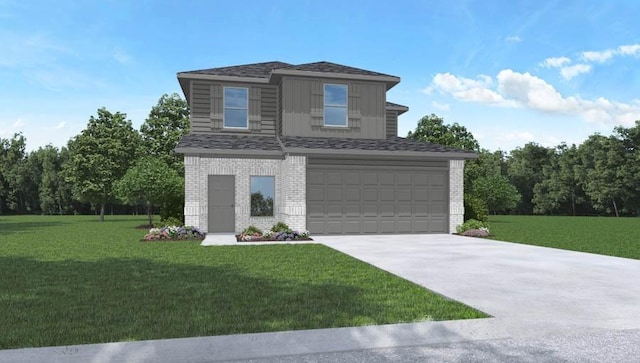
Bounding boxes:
270 69 401 90
175 147 284 158
283 147 478 160
386 104 409 115
177 73 270 103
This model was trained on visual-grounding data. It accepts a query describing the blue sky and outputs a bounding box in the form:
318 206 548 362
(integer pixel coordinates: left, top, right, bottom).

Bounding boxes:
1 0 639 152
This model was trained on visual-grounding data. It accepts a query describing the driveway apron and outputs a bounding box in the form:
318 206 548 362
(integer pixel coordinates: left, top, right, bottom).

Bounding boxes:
314 234 640 331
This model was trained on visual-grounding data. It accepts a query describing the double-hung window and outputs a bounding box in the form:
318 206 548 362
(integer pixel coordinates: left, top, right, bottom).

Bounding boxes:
324 84 348 127
223 87 248 128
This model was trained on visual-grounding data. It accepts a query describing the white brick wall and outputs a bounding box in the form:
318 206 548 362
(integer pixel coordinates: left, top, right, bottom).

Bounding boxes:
449 159 465 234
183 154 307 233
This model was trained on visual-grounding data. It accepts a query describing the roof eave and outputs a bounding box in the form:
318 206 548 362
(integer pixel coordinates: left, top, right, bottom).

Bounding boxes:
177 72 270 84
175 147 284 157
283 147 478 159
270 69 400 89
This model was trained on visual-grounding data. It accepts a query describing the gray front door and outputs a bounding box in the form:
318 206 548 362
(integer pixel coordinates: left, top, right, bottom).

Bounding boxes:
208 175 235 233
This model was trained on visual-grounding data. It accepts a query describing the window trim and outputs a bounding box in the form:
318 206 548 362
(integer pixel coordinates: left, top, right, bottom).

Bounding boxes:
249 175 275 217
323 83 348 128
223 87 249 129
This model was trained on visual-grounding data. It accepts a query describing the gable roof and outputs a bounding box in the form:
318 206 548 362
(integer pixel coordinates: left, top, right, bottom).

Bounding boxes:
176 134 477 160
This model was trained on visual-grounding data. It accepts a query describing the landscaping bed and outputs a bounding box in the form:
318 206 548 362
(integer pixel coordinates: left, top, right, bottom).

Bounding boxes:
236 222 312 242
142 225 206 242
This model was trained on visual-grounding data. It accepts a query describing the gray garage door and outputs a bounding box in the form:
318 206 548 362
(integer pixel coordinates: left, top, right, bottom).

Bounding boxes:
307 162 449 234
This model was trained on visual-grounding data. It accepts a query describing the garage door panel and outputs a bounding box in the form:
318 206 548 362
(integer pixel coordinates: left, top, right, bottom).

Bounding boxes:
345 188 360 201
398 220 412 233
327 173 342 185
327 204 343 216
397 204 412 216
345 204 360 216
363 221 378 233
363 189 377 201
308 188 324 202
363 173 378 184
380 189 395 201
363 204 377 216
308 171 325 185
380 204 394 217
307 165 449 234
327 188 343 201
379 220 395 233
380 173 395 185
345 172 360 185
397 173 412 185
397 189 411 201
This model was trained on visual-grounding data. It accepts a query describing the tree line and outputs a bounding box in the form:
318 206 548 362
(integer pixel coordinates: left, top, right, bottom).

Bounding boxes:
2 108 639 221
0 94 189 223
409 114 640 218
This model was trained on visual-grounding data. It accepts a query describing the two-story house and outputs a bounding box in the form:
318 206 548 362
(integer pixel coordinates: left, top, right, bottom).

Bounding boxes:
175 61 476 235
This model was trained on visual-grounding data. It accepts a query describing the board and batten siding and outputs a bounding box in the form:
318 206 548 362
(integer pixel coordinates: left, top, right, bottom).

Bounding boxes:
188 80 277 135
386 110 398 138
281 77 387 139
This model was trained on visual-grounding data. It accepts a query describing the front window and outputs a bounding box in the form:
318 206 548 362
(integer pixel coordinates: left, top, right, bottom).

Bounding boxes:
324 84 348 127
250 176 274 217
224 87 248 128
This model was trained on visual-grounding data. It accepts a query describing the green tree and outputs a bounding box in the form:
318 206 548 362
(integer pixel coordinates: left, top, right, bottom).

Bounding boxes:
577 135 627 217
139 93 190 175
34 145 73 215
114 157 184 226
0 133 28 214
407 114 480 152
614 121 640 216
63 108 141 221
471 175 521 214
507 143 554 214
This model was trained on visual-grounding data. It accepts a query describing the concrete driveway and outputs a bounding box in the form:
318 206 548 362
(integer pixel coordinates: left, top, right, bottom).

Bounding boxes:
4 234 640 362
315 234 640 331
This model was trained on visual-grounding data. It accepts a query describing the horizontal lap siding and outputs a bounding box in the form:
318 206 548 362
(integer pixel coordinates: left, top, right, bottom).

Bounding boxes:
386 110 398 138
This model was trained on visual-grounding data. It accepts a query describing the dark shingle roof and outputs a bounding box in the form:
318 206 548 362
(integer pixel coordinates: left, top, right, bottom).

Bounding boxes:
180 61 397 80
176 133 281 151
385 101 408 109
280 136 475 154
279 62 395 78
176 134 476 157
183 61 292 78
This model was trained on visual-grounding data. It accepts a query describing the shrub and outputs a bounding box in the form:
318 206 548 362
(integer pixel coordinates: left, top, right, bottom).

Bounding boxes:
241 225 263 236
464 194 489 223
456 219 490 234
160 216 184 227
270 222 291 233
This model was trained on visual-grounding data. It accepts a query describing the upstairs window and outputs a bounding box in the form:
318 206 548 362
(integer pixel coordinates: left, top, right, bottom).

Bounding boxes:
224 87 248 128
324 84 348 127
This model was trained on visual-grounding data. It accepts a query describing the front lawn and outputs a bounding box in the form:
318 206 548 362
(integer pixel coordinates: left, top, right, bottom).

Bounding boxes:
489 215 640 259
0 215 486 349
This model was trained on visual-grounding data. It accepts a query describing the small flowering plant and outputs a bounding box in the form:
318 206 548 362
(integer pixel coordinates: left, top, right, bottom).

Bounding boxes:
143 226 206 242
236 222 312 242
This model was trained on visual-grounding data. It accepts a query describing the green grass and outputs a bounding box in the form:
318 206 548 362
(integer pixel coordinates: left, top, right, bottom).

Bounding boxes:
0 215 486 349
489 215 640 259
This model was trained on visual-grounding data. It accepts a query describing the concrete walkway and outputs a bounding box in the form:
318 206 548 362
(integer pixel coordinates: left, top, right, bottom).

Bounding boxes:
3 234 640 362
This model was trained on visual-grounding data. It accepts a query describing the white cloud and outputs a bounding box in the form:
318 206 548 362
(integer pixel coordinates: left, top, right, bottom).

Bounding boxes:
54 121 66 129
559 64 591 80
431 101 450 111
581 49 614 63
618 44 640 56
427 70 640 128
505 36 521 42
13 118 24 128
429 73 512 106
541 57 571 68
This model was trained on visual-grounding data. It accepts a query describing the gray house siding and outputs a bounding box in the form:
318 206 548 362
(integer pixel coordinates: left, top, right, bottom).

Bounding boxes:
386 110 398 138
188 80 277 135
281 77 386 139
